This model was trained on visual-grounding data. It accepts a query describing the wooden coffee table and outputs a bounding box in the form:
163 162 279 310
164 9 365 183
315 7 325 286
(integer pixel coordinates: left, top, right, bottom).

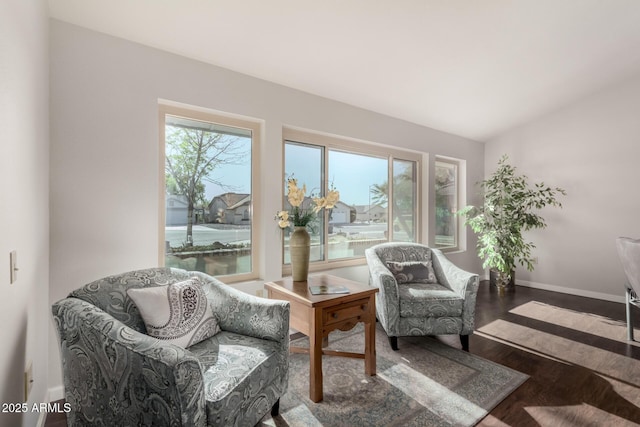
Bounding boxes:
264 275 378 402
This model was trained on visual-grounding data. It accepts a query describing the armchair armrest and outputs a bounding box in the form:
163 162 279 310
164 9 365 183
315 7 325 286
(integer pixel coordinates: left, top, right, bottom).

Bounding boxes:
52 298 206 426
431 249 479 297
194 272 290 351
365 248 401 335
431 249 479 334
365 249 400 301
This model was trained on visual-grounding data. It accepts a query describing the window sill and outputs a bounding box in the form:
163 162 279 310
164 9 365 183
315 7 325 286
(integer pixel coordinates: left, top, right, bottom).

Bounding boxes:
282 257 368 277
438 248 465 255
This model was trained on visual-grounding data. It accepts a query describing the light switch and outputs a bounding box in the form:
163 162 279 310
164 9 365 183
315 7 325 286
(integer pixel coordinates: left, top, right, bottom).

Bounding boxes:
10 250 17 284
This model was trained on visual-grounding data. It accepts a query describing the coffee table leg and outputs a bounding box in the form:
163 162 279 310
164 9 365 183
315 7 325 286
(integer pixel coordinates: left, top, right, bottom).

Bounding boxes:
364 295 376 376
309 308 324 402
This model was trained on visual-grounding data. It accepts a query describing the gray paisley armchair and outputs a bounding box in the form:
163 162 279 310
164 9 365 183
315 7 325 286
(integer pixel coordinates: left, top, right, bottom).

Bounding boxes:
365 243 479 351
52 267 290 426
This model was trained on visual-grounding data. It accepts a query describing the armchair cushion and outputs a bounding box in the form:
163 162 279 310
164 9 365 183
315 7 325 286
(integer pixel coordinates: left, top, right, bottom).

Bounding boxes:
386 260 437 284
398 282 464 318
188 330 285 423
127 278 221 348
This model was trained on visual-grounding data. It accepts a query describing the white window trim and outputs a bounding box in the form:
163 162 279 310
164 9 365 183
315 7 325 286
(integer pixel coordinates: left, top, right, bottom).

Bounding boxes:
158 103 262 283
434 155 462 253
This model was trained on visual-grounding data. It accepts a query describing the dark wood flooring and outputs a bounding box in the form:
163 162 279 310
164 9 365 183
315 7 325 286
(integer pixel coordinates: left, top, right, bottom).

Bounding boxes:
46 281 640 426
471 283 640 426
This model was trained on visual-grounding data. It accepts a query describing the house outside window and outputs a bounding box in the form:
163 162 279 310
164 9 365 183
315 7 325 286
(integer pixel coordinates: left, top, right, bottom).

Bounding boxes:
283 128 421 272
159 104 260 282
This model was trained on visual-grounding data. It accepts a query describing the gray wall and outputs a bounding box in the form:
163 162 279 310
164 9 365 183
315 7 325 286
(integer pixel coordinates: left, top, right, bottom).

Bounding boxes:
485 72 640 301
0 1 50 426
49 20 485 396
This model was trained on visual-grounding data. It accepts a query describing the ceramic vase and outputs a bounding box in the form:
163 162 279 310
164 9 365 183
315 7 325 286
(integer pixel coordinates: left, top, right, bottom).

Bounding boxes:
290 226 310 281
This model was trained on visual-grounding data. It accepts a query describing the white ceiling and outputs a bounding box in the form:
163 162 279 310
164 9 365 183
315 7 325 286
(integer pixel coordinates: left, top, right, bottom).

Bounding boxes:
49 0 640 142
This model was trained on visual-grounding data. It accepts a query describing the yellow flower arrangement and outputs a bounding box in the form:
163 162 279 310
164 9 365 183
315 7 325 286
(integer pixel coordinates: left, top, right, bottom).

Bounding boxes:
275 177 340 229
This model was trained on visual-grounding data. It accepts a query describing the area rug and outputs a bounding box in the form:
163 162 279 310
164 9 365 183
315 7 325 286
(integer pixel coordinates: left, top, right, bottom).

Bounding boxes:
258 323 527 427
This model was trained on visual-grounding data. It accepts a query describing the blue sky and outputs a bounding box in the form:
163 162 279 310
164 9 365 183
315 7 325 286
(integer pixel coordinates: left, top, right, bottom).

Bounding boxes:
192 134 389 207
167 113 407 209
285 143 388 206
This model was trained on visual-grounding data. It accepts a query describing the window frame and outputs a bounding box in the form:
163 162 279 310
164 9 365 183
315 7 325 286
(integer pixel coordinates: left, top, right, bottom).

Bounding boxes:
282 127 422 274
434 156 461 252
158 104 261 283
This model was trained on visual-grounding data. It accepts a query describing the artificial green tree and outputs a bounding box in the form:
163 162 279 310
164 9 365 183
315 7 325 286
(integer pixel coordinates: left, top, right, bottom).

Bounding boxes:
458 155 566 292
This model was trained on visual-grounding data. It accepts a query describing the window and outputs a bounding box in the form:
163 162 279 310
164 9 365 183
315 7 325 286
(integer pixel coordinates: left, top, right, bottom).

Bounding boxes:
283 142 325 264
283 128 420 270
392 159 418 243
435 158 459 250
160 105 260 281
327 150 388 260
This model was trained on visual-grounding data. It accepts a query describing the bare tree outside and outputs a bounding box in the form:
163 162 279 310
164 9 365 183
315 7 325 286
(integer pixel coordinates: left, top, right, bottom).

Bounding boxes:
165 119 248 247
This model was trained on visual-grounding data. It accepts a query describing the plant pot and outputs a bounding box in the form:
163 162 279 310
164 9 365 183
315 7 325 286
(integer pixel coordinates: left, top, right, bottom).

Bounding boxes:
290 226 310 281
489 269 515 294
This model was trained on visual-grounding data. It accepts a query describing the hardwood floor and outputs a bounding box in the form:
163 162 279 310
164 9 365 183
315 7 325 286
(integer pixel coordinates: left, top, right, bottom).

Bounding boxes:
45 281 640 426
470 282 640 426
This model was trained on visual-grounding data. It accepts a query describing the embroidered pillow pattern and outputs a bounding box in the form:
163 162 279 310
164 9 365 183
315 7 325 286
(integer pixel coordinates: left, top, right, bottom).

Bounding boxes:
127 278 220 348
386 260 438 284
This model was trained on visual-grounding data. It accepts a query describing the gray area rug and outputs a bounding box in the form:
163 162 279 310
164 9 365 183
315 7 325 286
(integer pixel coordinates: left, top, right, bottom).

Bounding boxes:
259 323 527 426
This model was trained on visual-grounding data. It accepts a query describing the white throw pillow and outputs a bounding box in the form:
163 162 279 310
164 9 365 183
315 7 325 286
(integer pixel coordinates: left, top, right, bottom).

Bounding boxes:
127 278 220 348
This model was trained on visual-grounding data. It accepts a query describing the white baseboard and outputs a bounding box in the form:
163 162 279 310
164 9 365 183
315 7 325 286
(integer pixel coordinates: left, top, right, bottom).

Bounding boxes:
480 273 624 303
49 385 65 402
515 279 625 304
